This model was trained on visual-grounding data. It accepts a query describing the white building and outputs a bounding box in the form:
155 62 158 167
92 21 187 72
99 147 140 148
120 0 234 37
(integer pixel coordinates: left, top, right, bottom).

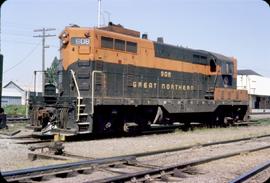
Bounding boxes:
237 70 270 113
1 81 26 106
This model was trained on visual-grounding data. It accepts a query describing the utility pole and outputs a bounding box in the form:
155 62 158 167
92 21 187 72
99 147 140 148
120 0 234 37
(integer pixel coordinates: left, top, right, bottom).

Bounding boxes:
33 70 46 96
0 0 6 108
0 0 6 53
97 0 101 27
33 28 56 95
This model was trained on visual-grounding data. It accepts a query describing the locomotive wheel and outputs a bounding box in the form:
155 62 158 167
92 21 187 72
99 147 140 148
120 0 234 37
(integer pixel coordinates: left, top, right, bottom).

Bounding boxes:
218 115 232 127
182 122 191 131
93 108 116 135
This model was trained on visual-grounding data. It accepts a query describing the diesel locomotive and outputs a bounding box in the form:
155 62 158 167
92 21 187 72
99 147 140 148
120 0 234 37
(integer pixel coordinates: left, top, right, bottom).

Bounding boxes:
29 23 249 135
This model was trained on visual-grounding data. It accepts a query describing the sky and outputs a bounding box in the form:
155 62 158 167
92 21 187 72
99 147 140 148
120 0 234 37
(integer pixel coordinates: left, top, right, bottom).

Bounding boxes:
1 0 270 90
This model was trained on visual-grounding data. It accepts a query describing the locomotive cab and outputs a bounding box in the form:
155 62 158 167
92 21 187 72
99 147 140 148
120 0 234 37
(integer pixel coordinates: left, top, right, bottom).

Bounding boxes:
59 26 94 71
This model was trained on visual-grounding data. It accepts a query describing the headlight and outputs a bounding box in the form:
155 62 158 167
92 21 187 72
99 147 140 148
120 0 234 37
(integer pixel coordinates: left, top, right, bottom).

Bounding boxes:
62 32 69 38
62 39 68 45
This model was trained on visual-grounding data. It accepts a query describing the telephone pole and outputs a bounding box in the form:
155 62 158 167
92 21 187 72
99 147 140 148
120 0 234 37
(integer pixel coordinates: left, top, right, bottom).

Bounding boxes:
0 0 6 108
0 0 6 53
97 0 101 27
33 28 56 95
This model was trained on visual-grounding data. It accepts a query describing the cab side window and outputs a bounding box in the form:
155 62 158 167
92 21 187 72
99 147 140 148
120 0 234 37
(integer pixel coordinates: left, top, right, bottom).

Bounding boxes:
126 41 137 53
221 62 233 75
115 39 125 51
101 36 113 49
100 36 137 54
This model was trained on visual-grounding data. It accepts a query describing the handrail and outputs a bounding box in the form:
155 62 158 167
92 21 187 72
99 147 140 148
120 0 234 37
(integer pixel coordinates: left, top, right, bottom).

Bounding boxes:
91 70 103 115
70 69 81 121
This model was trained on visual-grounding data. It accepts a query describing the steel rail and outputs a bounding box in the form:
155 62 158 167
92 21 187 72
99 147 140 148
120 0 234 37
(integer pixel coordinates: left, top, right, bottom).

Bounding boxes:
15 139 51 145
6 117 29 122
2 155 135 182
2 134 270 182
90 145 270 183
229 160 270 183
114 134 270 158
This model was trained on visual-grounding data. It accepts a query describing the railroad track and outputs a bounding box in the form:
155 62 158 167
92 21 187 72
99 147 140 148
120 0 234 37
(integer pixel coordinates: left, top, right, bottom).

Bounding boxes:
2 133 53 145
142 120 258 135
92 145 270 183
115 133 270 158
0 133 52 144
6 117 29 122
2 145 270 182
2 156 135 182
2 134 270 182
229 160 270 183
12 132 270 152
15 139 52 145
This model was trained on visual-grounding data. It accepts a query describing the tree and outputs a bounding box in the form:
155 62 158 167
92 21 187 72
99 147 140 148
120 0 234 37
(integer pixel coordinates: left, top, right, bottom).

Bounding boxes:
45 56 59 85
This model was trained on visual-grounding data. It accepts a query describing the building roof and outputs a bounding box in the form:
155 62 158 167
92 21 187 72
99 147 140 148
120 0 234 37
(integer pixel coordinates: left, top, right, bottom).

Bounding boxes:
2 88 22 97
238 69 262 76
3 81 24 92
2 81 25 98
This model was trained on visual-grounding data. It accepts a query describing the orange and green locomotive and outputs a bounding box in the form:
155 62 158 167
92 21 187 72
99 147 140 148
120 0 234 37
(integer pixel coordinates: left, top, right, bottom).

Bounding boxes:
29 23 249 135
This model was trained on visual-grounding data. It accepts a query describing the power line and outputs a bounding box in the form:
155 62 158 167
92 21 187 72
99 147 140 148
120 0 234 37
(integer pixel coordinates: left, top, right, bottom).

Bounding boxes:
2 32 33 37
2 21 43 29
2 39 42 45
33 27 56 94
4 41 41 73
3 26 36 32
2 39 58 47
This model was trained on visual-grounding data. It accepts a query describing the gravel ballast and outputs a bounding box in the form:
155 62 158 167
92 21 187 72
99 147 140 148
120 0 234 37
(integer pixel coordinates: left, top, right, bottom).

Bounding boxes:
64 125 270 158
1 124 270 175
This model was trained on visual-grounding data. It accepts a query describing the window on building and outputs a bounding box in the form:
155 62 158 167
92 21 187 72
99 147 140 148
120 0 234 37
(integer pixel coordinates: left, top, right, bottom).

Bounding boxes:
126 41 137 53
115 39 125 51
101 36 113 49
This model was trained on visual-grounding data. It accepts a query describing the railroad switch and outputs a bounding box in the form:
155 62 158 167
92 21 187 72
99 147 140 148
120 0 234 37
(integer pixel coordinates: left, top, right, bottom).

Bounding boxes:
52 142 65 155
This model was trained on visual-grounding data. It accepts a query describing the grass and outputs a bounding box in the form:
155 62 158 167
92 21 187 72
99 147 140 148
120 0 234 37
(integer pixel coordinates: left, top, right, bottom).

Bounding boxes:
3 105 27 116
256 118 270 125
